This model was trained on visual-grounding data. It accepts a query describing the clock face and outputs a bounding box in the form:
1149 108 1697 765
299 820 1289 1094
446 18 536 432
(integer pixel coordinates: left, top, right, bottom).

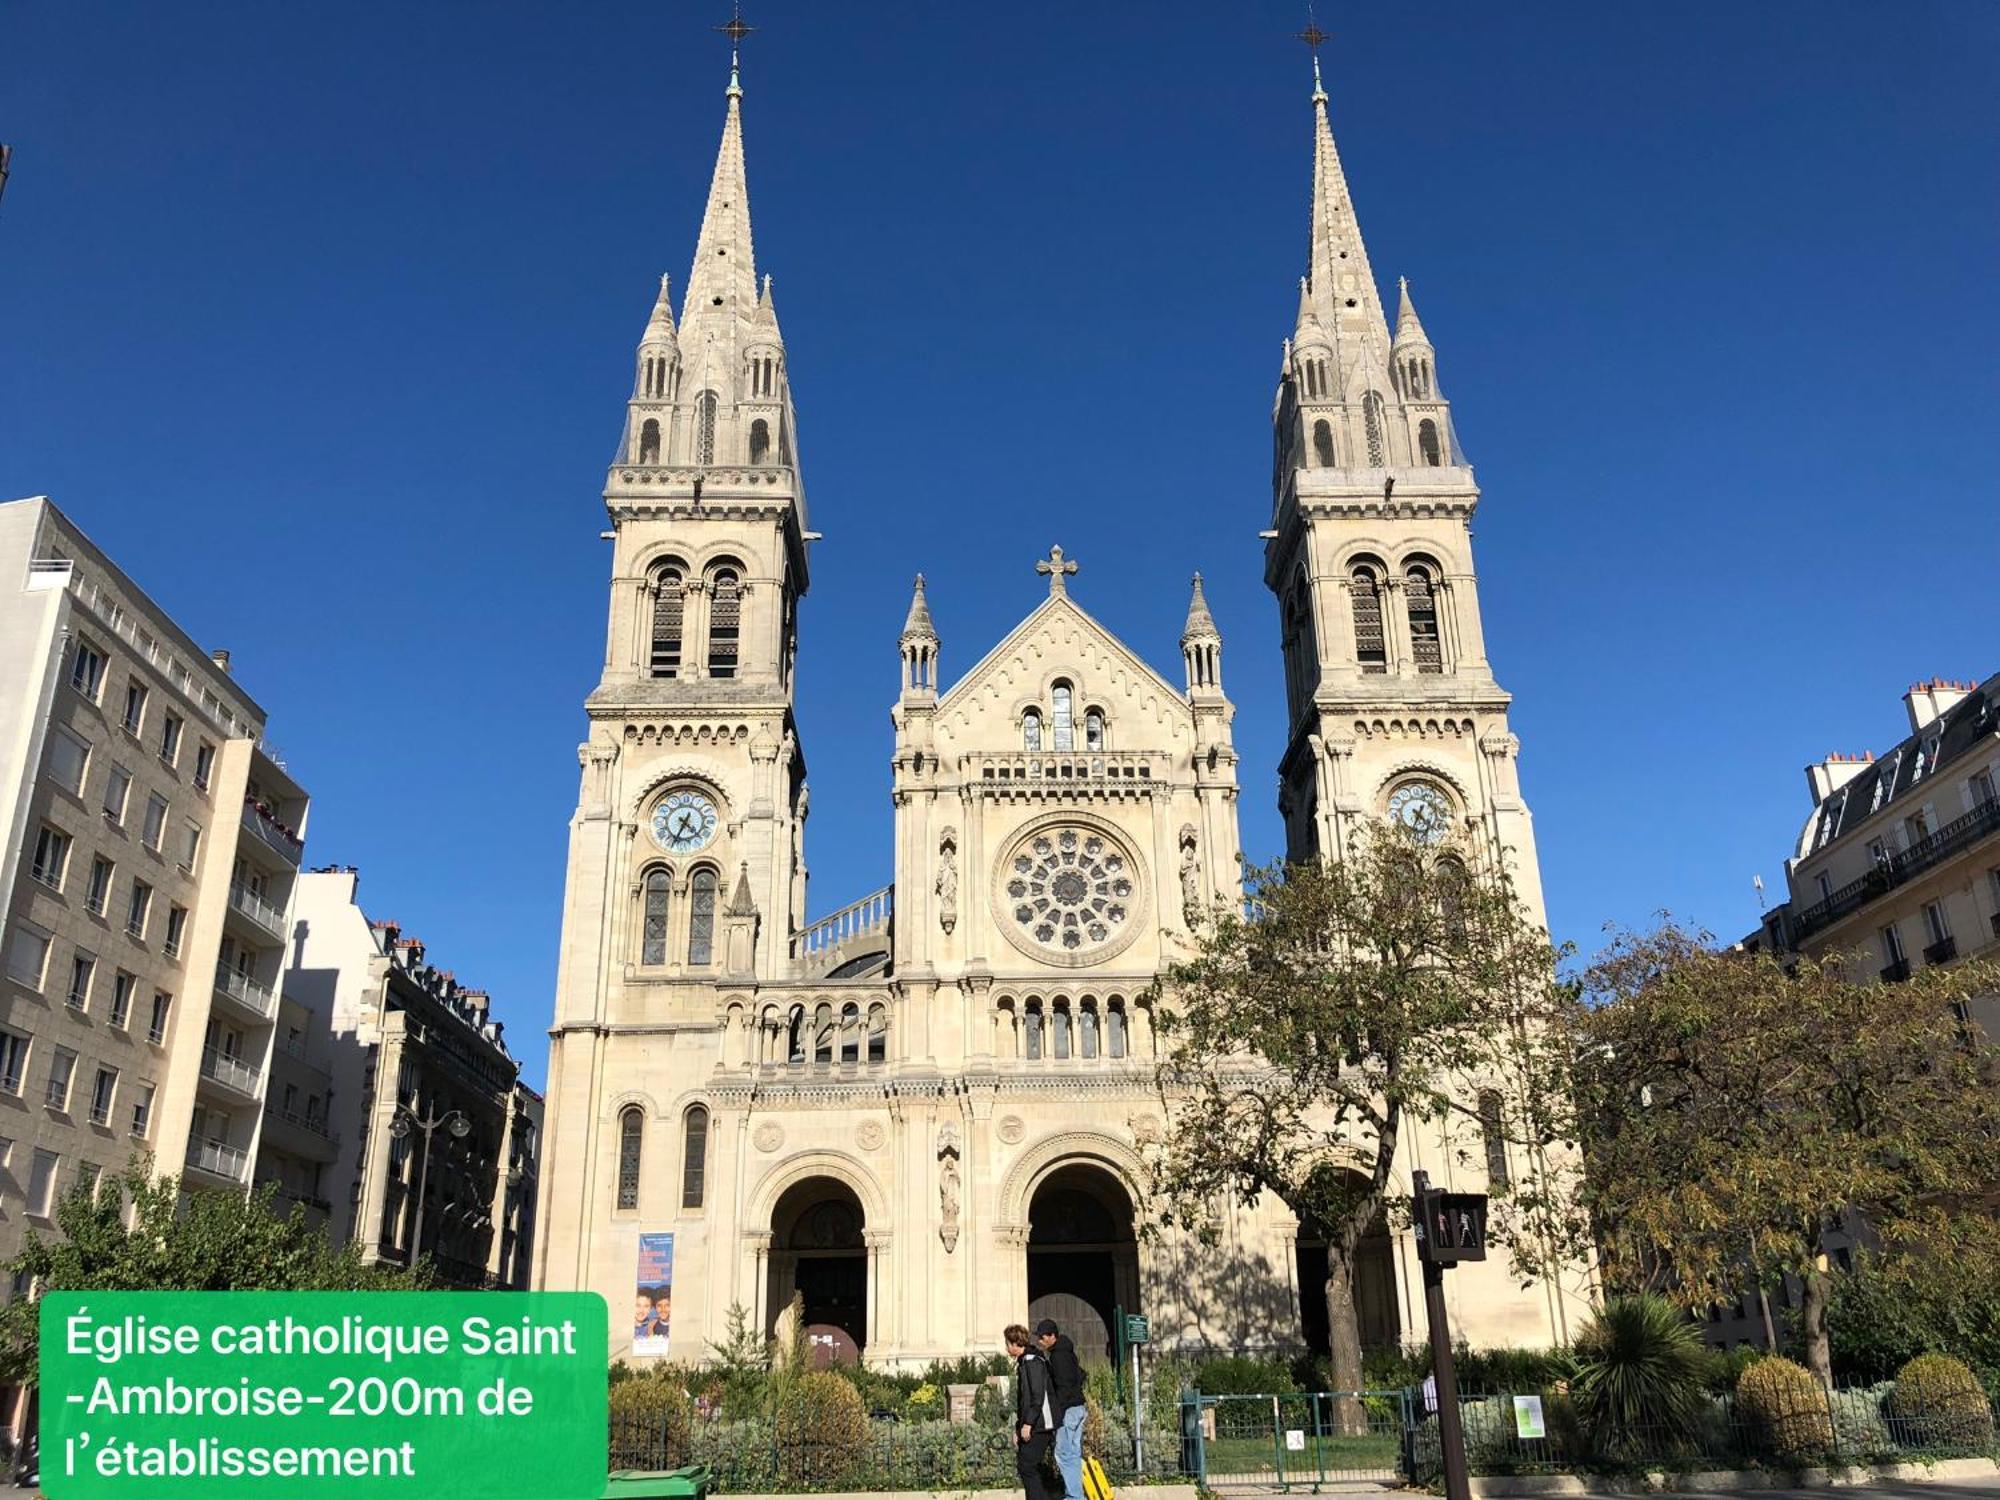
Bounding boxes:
651 790 719 854
1387 782 1451 842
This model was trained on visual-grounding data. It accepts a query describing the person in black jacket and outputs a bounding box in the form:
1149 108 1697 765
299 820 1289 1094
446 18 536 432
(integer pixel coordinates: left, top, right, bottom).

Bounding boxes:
1006 1324 1058 1500
1036 1319 1087 1500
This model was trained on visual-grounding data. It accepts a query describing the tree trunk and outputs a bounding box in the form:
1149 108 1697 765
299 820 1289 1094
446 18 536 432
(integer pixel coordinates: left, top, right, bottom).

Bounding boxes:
1324 1239 1369 1435
1799 1266 1833 1389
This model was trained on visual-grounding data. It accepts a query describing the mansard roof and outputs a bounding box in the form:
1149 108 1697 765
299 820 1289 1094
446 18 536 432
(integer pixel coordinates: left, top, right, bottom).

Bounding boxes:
1802 674 2000 852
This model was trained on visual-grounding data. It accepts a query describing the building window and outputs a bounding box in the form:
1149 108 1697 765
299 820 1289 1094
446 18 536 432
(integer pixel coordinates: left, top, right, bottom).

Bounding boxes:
1479 1090 1510 1188
706 569 741 679
4 927 50 991
159 713 183 765
103 765 132 824
164 905 188 959
1106 1004 1128 1059
121 679 148 734
193 741 215 792
866 1003 887 1064
46 1048 76 1112
27 1150 59 1218
1350 568 1387 673
181 822 202 870
126 881 152 939
1052 682 1075 750
650 568 686 678
686 869 717 965
839 1003 860 1064
110 972 134 1030
1024 1007 1043 1061
1079 1005 1099 1059
70 641 106 700
0 1031 28 1095
66 954 94 1012
142 794 168 851
640 870 670 965
1312 419 1336 468
1022 710 1043 752
1052 1006 1072 1060
30 825 71 890
48 726 90 795
1406 568 1443 674
1970 768 1996 808
637 417 661 465
813 1003 834 1064
1923 902 1951 950
749 418 771 465
89 1068 117 1127
1085 709 1105 751
1418 418 1443 466
694 390 718 466
77 1161 101 1202
148 991 172 1045
681 1105 709 1210
615 1107 643 1211
130 1081 154 1136
1880 924 1905 966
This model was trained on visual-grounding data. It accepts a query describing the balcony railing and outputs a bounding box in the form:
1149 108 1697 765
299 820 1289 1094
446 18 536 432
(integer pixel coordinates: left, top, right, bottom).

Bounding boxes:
1880 958 1911 983
186 1137 248 1182
793 885 893 959
228 882 286 937
265 1102 339 1145
213 963 278 1020
241 799 303 864
1791 799 2000 942
1923 934 1958 965
199 1046 260 1096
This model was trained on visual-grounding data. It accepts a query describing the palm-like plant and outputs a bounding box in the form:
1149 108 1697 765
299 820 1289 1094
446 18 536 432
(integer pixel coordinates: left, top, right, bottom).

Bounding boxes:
1571 1294 1711 1461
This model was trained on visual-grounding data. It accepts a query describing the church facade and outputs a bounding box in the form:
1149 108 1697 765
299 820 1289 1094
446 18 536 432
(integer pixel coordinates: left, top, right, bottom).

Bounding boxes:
533 50 1586 1367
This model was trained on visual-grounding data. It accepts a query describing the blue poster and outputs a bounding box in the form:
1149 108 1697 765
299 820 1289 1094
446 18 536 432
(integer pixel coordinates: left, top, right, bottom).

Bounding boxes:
634 1232 674 1356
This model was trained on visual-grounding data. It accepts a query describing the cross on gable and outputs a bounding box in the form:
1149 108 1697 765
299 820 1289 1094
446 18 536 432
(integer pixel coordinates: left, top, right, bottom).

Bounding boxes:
1035 544 1079 598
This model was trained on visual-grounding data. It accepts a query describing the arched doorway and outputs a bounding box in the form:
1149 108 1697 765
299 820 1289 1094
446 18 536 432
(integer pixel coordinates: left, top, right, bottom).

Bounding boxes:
1026 1164 1139 1364
1296 1210 1400 1357
767 1177 867 1360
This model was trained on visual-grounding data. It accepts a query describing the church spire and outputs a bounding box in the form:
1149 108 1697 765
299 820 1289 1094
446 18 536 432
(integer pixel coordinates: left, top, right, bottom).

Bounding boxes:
1181 573 1223 696
899 574 939 700
1304 55 1389 375
680 54 759 337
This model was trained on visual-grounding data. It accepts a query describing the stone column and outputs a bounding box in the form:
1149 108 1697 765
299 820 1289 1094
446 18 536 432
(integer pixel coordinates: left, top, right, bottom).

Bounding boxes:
744 1229 773 1339
863 1229 892 1356
1380 574 1409 676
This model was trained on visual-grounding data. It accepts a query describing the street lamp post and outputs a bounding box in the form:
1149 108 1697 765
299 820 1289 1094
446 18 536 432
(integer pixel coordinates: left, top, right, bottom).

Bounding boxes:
391 1102 470 1262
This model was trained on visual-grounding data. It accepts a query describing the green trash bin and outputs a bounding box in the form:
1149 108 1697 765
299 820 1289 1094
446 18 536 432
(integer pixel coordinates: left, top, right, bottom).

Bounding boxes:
602 1463 711 1499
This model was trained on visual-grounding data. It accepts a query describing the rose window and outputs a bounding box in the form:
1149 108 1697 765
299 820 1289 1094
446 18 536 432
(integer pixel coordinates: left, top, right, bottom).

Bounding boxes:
1004 827 1136 954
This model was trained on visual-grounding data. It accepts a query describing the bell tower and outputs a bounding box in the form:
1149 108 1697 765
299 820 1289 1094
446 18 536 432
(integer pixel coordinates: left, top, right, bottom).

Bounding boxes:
1264 48 1544 920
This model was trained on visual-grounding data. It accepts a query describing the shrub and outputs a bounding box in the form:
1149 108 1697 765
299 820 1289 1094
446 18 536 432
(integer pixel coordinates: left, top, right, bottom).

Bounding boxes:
1461 1345 1575 1394
1698 1343 1765 1394
609 1374 694 1471
1190 1353 1298 1394
1735 1356 1832 1461
774 1369 872 1488
1082 1393 1108 1461
1827 1381 1897 1461
1569 1294 1710 1461
1887 1353 1994 1452
973 1379 1011 1428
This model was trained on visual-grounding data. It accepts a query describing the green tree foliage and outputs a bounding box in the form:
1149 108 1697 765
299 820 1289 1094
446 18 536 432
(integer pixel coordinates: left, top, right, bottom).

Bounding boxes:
1147 825 1588 1414
1568 1294 1710 1460
0 1159 430 1387
1573 924 2000 1386
1826 1252 2000 1389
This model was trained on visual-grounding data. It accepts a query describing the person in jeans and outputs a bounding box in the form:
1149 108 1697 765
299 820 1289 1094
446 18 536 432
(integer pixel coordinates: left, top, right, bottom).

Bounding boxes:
1036 1318 1087 1500
1006 1323 1058 1500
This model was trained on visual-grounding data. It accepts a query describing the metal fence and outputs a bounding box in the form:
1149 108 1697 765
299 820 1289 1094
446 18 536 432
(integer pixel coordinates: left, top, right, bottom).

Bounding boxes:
1183 1390 1410 1488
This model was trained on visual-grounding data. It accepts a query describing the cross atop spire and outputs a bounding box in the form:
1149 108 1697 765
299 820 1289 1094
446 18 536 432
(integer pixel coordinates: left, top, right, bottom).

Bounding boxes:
1035 545 1079 598
715 4 755 96
1296 12 1330 101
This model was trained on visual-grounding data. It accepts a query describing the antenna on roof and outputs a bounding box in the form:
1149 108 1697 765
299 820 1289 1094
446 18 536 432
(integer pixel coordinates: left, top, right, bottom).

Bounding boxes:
1752 873 1767 910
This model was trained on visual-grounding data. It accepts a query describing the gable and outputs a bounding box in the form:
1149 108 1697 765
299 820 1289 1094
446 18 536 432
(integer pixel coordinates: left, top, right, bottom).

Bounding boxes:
935 595 1191 754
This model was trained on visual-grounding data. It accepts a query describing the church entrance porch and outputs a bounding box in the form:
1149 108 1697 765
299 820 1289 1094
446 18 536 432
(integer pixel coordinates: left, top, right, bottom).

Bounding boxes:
767 1178 868 1362
1026 1164 1139 1364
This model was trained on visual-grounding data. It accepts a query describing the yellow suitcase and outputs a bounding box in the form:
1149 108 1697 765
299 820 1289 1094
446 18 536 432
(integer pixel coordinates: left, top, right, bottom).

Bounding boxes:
1082 1455 1115 1500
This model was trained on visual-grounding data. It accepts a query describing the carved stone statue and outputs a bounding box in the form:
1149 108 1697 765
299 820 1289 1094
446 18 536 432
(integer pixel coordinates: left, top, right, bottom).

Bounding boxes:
935 837 959 935
1179 830 1202 926
938 1156 962 1254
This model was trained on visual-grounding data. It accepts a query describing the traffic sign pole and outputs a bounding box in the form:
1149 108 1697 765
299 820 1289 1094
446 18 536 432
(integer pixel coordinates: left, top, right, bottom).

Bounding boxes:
1413 1170 1474 1500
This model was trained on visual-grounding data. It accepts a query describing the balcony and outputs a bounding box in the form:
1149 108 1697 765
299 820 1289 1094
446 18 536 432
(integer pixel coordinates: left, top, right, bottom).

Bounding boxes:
1793 799 2000 942
264 1101 340 1147
185 1137 248 1185
213 964 278 1022
240 799 303 865
1923 935 1959 966
199 1045 261 1099
228 882 287 939
1880 958 1911 983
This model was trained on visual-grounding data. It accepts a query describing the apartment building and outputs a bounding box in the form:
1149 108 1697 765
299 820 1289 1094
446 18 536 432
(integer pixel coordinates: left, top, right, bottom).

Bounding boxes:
282 869 534 1288
0 499 310 1273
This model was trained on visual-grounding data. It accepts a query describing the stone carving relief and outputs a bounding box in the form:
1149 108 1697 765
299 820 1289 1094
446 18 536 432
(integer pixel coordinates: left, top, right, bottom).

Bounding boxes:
938 1128 963 1254
753 1121 785 1154
856 1120 886 1153
1130 1114 1163 1145
996 1115 1025 1145
935 830 959 935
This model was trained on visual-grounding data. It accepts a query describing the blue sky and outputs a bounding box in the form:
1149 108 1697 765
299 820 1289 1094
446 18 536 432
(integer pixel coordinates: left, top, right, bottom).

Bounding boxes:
4 2 1995 1090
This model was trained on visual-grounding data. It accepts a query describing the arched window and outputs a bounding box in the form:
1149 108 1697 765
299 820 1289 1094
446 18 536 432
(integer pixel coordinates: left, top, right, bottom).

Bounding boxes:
686 868 717 965
681 1105 709 1209
707 569 741 679
1350 567 1387 673
694 391 718 466
1313 419 1336 468
813 1003 834 1064
1418 419 1442 467
749 418 771 465
1052 1005 1072 1060
1363 391 1386 466
1051 682 1075 751
1025 1004 1044 1061
650 567 685 678
1406 567 1443 674
1022 709 1043 752
615 1107 643 1211
866 1003 887 1064
637 418 661 466
840 1002 860 1064
1085 709 1105 751
1080 1004 1099 1059
787 1006 806 1063
1478 1090 1509 1188
641 869 670 965
1107 1003 1128 1059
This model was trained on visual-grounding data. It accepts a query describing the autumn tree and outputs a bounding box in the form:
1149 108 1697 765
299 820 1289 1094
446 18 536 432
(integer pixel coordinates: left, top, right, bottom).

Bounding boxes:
1573 923 2000 1387
1146 823 1585 1411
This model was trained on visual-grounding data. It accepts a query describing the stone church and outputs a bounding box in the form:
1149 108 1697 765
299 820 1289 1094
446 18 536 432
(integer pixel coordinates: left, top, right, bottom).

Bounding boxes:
533 47 1588 1367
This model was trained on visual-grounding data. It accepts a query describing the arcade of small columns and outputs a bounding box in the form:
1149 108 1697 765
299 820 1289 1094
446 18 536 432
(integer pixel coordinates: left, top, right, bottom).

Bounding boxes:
720 992 1165 1069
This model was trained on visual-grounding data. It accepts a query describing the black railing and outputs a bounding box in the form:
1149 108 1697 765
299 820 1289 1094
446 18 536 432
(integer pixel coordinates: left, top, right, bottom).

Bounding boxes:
1792 799 2000 941
1923 935 1958 965
1880 958 1911 983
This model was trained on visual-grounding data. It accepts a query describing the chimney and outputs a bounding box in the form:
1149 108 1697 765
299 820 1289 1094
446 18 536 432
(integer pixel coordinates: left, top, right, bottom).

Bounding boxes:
210 648 232 673
1905 678 1972 734
463 989 490 1020
1804 752 1873 806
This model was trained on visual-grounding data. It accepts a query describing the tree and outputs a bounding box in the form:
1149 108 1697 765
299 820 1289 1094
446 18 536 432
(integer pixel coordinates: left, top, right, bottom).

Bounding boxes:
1146 823 1584 1419
1573 923 2000 1387
0 1158 431 1388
